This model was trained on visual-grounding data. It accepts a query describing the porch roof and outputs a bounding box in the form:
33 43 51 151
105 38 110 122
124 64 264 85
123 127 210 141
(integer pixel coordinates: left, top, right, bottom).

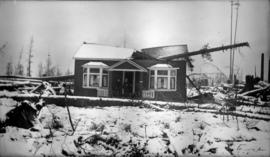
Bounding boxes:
109 59 147 72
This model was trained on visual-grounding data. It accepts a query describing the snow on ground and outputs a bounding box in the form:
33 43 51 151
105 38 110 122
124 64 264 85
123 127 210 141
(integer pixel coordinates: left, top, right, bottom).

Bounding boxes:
1 100 270 156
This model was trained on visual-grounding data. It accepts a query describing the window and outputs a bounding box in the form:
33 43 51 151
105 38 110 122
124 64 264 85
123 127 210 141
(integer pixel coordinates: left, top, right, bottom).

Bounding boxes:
157 77 168 89
157 70 169 89
150 70 155 89
102 70 108 87
170 70 176 90
82 63 109 88
89 68 100 87
83 68 88 87
149 65 177 91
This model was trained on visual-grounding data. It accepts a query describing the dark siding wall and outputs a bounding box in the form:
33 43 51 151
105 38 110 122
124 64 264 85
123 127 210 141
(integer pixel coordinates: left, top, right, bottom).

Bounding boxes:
74 59 118 97
74 59 186 102
134 59 186 101
155 61 186 101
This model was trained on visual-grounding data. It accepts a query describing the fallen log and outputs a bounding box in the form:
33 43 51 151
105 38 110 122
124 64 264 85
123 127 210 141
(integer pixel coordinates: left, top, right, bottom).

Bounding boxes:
240 85 269 98
144 103 167 111
186 108 270 121
30 81 56 96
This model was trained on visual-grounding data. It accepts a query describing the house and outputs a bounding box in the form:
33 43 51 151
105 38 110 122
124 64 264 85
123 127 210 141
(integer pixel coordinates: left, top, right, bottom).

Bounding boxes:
73 42 187 102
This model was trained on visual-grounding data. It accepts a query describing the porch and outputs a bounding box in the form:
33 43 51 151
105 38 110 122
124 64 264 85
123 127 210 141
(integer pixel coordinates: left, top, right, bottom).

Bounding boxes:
97 70 154 99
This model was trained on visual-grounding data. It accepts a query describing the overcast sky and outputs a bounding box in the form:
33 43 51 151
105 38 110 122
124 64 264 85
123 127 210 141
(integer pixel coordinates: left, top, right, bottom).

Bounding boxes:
0 0 269 80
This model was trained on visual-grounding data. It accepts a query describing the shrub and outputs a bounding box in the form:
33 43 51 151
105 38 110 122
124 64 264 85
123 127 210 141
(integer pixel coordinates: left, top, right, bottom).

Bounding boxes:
122 123 131 132
163 122 170 129
175 116 181 122
51 114 63 129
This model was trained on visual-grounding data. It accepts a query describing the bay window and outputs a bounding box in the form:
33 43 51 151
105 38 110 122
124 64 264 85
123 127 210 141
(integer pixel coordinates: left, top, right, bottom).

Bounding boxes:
82 62 109 88
149 64 178 91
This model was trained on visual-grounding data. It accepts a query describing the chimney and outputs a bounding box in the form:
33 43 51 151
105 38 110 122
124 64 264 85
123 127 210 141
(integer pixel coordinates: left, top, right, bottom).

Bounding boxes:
261 53 264 81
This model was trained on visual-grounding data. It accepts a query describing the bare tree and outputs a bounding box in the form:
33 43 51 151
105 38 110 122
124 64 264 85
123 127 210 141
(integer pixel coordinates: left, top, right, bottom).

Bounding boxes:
15 47 24 76
38 62 44 77
65 68 72 75
46 52 56 76
16 64 24 76
46 52 51 76
27 37 34 77
49 66 56 76
56 65 62 76
6 62 13 76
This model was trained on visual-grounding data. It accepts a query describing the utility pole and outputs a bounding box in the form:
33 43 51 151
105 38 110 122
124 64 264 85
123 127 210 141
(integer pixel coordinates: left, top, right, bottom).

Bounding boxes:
232 0 240 85
261 53 264 81
268 58 270 83
27 37 34 77
229 0 234 82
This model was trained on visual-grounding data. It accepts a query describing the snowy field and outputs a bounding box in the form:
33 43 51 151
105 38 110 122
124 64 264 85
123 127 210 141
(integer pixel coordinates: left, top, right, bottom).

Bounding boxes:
1 97 270 156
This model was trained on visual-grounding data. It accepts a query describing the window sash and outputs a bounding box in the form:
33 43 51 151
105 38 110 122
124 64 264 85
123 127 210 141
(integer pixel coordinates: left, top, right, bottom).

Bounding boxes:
149 69 177 90
171 70 176 76
150 70 155 76
157 77 168 89
102 75 108 87
83 73 87 87
170 77 176 89
83 68 88 73
157 70 168 75
89 74 100 87
150 76 155 89
90 68 100 73
83 67 109 88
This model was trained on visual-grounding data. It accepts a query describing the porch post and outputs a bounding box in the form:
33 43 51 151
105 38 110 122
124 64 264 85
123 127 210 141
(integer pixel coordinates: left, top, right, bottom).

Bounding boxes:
132 71 136 94
122 71 125 95
108 71 113 97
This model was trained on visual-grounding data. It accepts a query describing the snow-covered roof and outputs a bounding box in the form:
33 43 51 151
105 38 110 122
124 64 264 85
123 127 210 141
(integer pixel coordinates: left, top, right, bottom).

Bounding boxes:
149 64 173 69
82 62 109 68
74 43 136 60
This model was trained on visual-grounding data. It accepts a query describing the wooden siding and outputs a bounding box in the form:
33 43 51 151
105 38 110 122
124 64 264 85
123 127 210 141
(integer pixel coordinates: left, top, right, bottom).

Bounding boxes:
74 59 186 102
74 59 118 97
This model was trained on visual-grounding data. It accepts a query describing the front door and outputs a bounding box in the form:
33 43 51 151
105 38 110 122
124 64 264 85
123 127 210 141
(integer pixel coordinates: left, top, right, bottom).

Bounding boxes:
111 71 135 98
112 71 122 97
122 72 133 97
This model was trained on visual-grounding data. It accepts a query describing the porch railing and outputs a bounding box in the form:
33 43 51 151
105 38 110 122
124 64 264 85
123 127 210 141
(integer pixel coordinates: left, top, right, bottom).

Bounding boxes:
142 90 155 99
97 88 109 97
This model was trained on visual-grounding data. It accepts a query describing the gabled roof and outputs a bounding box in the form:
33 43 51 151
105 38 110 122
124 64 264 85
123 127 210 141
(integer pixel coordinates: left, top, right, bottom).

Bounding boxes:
74 43 136 60
141 44 188 59
109 59 147 72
